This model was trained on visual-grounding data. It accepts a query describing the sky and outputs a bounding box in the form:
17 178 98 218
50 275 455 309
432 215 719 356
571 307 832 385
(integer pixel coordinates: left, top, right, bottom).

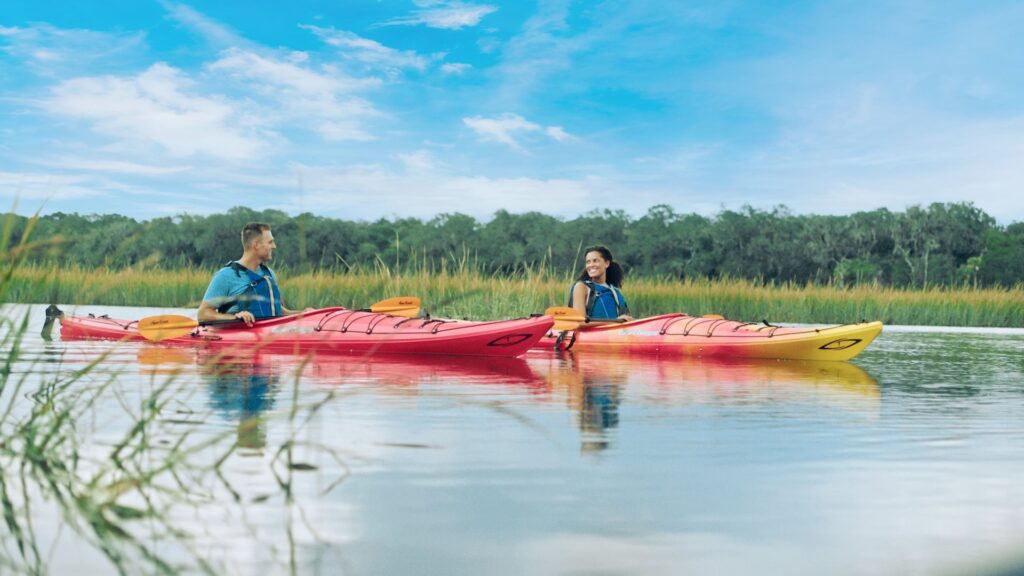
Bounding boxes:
1 1 1023 223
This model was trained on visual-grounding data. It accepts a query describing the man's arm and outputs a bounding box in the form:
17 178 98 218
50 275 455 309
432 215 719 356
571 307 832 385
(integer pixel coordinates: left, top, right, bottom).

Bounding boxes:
280 300 314 316
198 300 256 325
198 270 256 325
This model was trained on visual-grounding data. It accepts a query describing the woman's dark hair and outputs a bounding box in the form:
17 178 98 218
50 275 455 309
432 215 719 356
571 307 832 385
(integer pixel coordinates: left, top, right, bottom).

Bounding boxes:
576 245 625 287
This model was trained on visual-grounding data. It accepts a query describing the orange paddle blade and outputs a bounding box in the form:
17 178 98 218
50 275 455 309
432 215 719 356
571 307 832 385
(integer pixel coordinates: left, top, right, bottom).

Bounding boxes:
543 306 587 331
366 296 421 318
137 314 199 342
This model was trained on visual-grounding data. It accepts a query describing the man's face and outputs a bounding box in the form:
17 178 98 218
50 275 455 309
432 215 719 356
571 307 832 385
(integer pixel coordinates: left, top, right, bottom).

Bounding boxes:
252 229 276 262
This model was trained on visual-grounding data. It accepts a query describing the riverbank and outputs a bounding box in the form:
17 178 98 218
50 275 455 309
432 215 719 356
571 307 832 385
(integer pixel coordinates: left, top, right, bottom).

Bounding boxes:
6 265 1022 327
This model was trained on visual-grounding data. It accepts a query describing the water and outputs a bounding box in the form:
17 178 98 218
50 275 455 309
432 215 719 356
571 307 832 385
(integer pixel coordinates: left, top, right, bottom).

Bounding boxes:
3 303 1024 575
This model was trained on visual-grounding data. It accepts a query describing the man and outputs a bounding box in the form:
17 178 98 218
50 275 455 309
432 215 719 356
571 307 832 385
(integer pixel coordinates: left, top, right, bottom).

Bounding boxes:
198 222 301 325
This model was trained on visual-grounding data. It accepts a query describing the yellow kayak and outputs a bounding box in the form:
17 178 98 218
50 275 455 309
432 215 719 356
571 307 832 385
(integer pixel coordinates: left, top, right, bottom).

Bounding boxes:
537 313 883 361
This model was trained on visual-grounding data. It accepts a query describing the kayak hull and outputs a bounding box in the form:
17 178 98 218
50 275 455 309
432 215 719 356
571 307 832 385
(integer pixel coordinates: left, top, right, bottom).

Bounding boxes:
536 314 882 361
60 307 554 358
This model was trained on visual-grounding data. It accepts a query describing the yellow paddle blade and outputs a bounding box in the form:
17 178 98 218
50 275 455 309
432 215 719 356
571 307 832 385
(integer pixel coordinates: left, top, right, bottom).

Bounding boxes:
702 314 724 320
137 314 199 342
366 296 421 318
543 306 587 331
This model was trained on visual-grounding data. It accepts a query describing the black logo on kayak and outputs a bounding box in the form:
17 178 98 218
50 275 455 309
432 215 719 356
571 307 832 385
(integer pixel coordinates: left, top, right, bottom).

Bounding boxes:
819 338 862 351
488 333 533 347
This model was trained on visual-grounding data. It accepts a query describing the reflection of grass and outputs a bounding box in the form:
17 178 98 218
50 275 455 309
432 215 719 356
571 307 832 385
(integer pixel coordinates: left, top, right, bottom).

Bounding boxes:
6 264 1024 326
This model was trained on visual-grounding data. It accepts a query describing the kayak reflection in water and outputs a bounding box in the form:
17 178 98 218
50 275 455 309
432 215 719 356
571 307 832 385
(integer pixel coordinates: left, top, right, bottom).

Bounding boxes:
202 359 280 453
198 222 305 327
569 245 636 324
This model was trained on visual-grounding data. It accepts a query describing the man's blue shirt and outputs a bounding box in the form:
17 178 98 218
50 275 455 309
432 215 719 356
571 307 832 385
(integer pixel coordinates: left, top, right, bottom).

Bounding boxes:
202 263 283 317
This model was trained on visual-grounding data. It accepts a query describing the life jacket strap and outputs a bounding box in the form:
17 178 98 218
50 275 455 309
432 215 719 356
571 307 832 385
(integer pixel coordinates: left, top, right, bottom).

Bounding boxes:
568 280 628 318
217 261 271 314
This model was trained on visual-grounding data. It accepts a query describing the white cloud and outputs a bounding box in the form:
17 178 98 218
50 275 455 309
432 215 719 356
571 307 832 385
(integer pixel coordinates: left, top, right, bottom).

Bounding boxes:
161 1 247 48
35 157 192 176
0 23 146 75
383 3 498 30
464 115 536 149
463 113 575 151
158 7 387 142
42 63 268 160
31 48 60 62
279 161 590 219
302 25 434 74
14 6 384 149
209 47 376 94
440 62 471 75
0 170 112 201
545 126 572 142
208 48 380 141
397 150 438 172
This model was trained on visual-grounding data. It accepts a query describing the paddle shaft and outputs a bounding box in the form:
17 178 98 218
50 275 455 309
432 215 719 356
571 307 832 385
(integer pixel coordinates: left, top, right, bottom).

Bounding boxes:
137 296 422 342
200 315 270 327
168 306 397 331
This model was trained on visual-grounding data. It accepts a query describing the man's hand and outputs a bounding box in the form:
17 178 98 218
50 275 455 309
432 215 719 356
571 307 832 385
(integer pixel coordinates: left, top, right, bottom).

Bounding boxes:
234 311 256 326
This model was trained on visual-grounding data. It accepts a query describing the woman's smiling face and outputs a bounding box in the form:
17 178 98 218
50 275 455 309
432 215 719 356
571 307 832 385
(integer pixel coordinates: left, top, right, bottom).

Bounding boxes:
585 250 610 282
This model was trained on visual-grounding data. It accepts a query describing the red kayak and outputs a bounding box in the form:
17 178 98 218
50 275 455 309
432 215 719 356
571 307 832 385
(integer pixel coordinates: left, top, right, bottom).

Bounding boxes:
60 307 554 358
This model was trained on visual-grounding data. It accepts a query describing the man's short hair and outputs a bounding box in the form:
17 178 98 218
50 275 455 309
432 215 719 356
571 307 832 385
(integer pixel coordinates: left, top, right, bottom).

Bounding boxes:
241 222 271 249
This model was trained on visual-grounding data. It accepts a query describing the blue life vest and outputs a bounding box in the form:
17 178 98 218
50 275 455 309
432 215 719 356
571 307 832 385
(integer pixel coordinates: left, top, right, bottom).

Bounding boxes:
216 261 283 318
568 280 629 320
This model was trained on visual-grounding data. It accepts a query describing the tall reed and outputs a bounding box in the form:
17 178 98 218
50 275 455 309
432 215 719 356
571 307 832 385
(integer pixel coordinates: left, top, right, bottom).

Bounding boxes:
1 214 350 574
6 262 1023 327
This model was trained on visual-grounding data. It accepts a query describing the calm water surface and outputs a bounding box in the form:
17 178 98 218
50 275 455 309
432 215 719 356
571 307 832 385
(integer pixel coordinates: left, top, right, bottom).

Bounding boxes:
2 303 1024 575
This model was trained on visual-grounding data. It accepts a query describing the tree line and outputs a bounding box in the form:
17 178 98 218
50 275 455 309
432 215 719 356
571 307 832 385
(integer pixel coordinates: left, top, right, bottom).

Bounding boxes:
7 202 1024 288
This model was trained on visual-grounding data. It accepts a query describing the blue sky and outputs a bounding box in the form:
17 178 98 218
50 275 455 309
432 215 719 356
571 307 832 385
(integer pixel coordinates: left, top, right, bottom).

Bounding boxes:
2 1 1023 222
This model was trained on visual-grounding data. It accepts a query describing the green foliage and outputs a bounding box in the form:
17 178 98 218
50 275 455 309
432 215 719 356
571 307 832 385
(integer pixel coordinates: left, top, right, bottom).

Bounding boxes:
978 225 1024 287
3 201 1023 288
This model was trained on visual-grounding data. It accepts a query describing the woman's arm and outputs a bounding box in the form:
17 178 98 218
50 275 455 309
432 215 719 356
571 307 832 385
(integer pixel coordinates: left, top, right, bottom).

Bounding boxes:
571 282 589 318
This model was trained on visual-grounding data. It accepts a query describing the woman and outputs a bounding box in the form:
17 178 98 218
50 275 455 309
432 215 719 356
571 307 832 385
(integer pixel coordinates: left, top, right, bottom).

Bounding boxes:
569 246 635 322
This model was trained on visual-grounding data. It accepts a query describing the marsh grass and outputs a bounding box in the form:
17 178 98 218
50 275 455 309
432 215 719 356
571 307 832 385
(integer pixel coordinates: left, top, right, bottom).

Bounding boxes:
6 263 1023 327
627 276 1024 327
1 317 353 574
1 213 353 574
